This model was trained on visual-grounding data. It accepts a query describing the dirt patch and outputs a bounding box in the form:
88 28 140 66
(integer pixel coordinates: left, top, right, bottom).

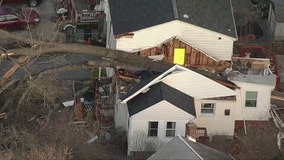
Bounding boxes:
209 120 281 160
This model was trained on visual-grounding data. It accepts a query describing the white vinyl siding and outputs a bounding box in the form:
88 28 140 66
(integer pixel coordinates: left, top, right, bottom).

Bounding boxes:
233 81 274 121
195 99 236 136
114 20 235 61
161 69 237 99
114 85 129 131
127 100 195 155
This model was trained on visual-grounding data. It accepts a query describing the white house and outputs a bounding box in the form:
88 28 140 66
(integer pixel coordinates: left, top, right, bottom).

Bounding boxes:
268 0 284 41
105 0 238 61
227 57 276 129
116 65 238 155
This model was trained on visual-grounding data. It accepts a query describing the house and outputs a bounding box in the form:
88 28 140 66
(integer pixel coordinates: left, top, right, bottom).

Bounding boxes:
268 0 284 41
147 135 235 160
105 0 238 61
115 65 238 155
227 56 276 130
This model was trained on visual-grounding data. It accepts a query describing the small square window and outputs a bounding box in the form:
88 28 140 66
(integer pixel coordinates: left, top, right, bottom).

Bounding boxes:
245 91 257 107
224 109 230 116
166 122 176 137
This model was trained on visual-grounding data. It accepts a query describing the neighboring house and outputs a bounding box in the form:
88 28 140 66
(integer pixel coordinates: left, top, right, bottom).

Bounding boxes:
105 0 237 61
268 0 284 41
139 37 231 72
115 65 238 155
227 56 276 129
147 135 235 160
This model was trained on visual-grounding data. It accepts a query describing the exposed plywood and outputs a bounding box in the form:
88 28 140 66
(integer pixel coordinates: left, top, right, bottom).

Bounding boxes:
139 38 229 72
232 57 270 70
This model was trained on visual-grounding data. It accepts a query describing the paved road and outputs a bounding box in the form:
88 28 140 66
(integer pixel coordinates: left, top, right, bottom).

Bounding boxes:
0 1 102 81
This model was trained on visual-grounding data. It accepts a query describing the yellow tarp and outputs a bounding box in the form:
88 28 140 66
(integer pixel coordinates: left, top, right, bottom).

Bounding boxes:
174 48 185 65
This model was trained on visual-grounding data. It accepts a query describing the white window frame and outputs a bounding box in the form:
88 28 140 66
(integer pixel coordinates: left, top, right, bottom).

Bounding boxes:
245 91 258 107
148 121 158 137
166 122 176 137
201 103 215 115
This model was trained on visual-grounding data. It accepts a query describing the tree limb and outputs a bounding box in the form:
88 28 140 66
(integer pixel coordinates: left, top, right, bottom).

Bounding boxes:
1 29 172 72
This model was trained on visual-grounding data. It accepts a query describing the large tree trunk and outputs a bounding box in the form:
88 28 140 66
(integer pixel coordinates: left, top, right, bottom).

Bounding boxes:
0 30 172 72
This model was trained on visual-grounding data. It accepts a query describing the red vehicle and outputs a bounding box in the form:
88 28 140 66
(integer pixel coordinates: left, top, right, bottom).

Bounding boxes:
0 6 40 30
54 0 105 43
55 0 104 26
1 0 42 7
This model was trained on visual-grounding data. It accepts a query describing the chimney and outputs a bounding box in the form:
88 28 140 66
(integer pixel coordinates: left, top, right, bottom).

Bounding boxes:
185 122 198 140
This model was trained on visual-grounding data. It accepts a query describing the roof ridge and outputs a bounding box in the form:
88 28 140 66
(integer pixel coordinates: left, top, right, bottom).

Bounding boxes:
177 135 204 160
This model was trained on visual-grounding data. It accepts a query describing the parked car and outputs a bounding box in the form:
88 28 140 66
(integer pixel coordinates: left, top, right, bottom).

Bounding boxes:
0 6 40 30
1 0 42 7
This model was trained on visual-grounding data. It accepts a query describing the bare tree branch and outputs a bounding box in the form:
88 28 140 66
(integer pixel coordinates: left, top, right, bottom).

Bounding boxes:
1 29 172 72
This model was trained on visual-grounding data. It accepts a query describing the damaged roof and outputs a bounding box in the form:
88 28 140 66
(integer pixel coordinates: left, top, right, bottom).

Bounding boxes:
108 0 237 38
120 65 237 103
127 82 195 116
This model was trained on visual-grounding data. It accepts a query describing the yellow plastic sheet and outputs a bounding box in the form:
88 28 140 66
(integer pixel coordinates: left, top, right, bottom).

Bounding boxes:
174 48 185 65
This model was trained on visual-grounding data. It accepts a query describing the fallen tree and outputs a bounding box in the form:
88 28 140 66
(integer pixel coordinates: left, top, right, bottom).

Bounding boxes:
0 30 172 73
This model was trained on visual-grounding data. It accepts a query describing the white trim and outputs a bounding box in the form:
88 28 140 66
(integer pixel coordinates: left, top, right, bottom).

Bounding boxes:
120 65 179 103
177 135 204 160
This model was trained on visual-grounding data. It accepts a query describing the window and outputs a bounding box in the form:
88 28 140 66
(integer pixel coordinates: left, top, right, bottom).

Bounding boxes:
0 16 5 22
5 15 19 21
245 91 257 107
166 122 176 137
201 103 215 114
148 122 158 137
224 109 230 116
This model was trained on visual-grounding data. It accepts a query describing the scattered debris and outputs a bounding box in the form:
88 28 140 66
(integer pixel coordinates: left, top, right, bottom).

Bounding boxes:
0 112 7 120
87 135 98 144
62 100 75 107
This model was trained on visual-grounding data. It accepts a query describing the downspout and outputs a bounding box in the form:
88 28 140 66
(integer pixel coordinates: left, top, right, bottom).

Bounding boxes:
127 116 132 156
240 90 247 135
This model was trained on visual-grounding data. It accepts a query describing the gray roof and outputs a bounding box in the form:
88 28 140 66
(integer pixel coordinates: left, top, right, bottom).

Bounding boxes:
148 135 235 160
108 0 237 38
127 82 195 116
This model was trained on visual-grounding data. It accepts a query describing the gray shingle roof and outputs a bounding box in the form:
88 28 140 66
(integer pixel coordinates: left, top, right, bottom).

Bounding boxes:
127 82 195 116
176 0 236 38
108 0 237 38
147 135 235 160
108 0 174 36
